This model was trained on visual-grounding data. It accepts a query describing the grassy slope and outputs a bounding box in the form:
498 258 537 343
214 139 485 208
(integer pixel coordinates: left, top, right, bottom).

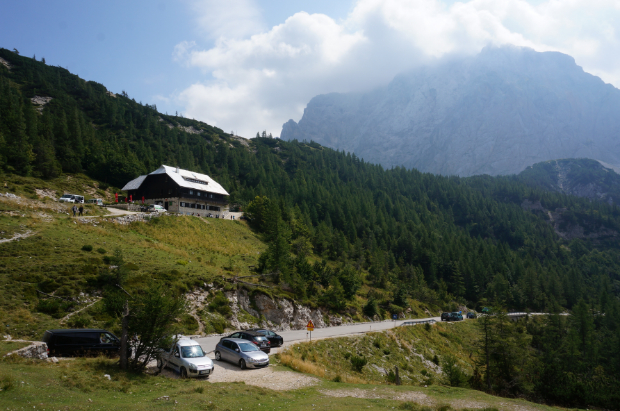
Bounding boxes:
0 356 561 411
279 321 482 386
0 173 267 339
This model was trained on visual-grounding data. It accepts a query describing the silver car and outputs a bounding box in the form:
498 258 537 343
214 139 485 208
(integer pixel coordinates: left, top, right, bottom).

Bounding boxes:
214 338 270 369
157 338 214 378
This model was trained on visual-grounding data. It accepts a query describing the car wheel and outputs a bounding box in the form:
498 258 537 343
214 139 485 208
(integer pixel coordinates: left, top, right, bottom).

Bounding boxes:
215 351 221 361
239 359 246 370
180 367 188 379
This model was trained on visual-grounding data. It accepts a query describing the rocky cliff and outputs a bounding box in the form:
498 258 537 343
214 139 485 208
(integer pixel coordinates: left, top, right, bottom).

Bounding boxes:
281 46 620 176
518 158 620 205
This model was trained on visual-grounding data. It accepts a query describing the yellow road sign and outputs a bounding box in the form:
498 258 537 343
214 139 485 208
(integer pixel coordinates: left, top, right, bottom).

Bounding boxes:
306 320 314 331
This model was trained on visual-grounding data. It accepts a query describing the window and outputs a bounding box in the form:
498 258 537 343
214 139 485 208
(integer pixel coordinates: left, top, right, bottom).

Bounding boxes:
181 345 205 358
190 203 196 209
209 194 213 198
197 192 201 196
189 190 193 195
182 177 208 185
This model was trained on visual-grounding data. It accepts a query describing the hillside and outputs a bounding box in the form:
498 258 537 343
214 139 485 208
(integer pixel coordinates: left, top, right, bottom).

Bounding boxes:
518 158 620 205
281 46 620 176
2 46 620 409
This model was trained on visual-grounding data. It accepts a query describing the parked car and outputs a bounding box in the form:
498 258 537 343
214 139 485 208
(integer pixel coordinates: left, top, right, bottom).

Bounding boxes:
59 194 84 203
85 198 104 206
224 331 271 353
42 329 126 357
246 328 284 347
448 312 464 321
466 312 477 319
440 312 451 321
157 338 214 378
214 338 270 369
147 204 166 213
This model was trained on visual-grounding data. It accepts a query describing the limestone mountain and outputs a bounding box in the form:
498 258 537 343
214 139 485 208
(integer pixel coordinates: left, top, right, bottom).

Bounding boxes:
281 46 620 176
518 158 620 205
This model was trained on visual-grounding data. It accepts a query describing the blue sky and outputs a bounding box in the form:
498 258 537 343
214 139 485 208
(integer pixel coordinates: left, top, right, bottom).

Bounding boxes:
2 0 620 137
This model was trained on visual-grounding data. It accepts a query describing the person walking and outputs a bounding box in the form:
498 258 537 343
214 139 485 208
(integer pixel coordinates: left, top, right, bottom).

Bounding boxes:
78 205 84 216
72 205 77 217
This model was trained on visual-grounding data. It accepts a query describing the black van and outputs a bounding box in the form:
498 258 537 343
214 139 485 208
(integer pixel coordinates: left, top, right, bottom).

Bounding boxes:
43 329 124 357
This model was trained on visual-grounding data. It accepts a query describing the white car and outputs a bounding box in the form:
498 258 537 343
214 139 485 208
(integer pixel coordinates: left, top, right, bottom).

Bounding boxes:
147 204 166 213
59 194 84 203
157 338 214 378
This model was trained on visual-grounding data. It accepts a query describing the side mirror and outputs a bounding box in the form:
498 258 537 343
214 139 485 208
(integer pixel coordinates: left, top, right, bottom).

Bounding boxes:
174 352 180 358
235 349 240 352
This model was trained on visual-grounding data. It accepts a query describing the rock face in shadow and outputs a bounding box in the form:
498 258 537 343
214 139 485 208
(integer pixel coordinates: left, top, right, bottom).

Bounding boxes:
518 158 620 205
281 46 620 176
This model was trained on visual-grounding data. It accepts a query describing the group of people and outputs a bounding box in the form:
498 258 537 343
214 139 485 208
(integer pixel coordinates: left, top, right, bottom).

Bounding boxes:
71 204 84 217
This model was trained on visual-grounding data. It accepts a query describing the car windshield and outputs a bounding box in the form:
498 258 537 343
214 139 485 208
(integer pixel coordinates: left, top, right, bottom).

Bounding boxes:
255 330 267 335
238 342 259 352
181 345 205 358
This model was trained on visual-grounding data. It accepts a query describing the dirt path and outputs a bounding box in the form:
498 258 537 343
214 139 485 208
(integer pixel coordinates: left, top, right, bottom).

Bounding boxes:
60 298 102 323
104 207 139 216
0 230 34 244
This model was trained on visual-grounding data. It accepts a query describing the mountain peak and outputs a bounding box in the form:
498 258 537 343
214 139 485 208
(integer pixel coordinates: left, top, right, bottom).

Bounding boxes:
282 47 620 176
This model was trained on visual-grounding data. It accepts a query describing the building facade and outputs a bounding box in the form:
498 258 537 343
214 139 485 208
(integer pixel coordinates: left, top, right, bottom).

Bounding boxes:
122 165 229 216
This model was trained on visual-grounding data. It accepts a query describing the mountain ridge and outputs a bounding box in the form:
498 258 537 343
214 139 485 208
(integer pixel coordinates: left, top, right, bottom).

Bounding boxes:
281 45 620 176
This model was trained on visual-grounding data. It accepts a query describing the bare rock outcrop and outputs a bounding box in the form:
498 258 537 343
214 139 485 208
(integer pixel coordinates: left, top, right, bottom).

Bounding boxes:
5 341 48 360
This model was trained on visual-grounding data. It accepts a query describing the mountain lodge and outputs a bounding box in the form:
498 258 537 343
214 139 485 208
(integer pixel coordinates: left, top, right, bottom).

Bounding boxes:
122 165 229 215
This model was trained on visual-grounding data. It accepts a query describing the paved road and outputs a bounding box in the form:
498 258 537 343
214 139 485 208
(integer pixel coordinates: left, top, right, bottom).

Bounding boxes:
193 312 554 355
194 317 442 354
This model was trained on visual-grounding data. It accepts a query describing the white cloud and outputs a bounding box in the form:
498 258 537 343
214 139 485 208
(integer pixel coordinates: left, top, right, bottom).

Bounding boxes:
189 0 265 40
174 0 620 138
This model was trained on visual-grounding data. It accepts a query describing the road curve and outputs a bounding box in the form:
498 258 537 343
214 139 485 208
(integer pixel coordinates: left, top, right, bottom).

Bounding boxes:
193 312 554 355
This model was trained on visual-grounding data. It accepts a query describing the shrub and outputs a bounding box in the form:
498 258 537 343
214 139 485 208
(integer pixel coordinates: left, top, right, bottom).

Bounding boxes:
424 323 432 332
207 316 228 334
0 374 16 391
96 248 107 254
81 245 93 252
432 354 439 365
208 293 232 317
350 355 367 372
363 298 379 318
442 355 467 387
67 313 93 328
36 299 76 318
176 260 188 266
332 375 342 382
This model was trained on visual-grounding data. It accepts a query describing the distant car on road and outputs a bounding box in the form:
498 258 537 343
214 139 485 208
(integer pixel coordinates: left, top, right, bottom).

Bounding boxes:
466 312 477 319
43 329 124 357
246 328 283 347
224 331 271 353
85 198 104 206
214 337 270 369
440 312 451 321
157 338 214 378
447 312 463 321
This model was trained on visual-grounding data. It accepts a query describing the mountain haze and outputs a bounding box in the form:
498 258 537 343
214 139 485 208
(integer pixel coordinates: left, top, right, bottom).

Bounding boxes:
281 46 620 176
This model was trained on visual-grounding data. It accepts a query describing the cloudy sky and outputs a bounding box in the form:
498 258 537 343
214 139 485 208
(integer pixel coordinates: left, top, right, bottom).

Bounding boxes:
2 0 620 137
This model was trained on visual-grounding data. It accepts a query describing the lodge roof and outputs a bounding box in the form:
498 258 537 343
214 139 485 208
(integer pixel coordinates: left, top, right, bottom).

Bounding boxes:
121 165 229 196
